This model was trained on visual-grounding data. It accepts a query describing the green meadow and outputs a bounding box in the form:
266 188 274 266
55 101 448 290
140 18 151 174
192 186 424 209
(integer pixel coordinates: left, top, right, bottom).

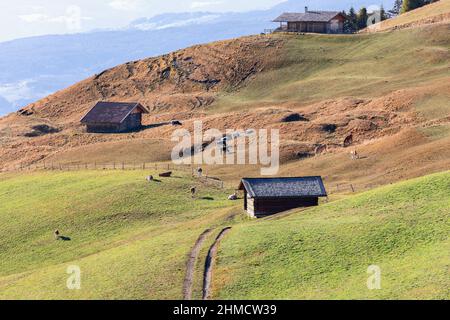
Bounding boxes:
213 171 450 300
0 170 238 299
212 24 450 113
0 170 448 299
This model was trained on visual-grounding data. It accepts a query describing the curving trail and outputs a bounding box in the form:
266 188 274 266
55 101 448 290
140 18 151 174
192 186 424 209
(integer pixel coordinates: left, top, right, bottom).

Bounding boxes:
183 229 213 300
202 227 232 300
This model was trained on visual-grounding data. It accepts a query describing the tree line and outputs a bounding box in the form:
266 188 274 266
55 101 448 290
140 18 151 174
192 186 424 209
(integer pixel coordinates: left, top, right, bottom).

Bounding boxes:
342 0 439 33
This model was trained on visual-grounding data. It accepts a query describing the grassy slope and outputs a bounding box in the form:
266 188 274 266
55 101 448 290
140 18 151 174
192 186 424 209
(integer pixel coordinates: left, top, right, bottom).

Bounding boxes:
0 170 240 299
1 170 448 299
212 23 450 113
206 22 450 190
213 171 450 300
366 0 450 32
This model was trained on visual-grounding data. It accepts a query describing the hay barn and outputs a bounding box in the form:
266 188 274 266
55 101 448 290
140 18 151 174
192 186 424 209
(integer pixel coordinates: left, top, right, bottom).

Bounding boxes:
238 177 327 218
81 102 149 133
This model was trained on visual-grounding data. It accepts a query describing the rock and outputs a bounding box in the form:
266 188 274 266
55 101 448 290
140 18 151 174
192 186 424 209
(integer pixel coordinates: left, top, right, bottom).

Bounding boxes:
296 152 314 159
321 124 337 133
24 124 60 137
17 109 33 116
315 145 327 155
281 113 309 123
159 171 172 178
171 120 183 126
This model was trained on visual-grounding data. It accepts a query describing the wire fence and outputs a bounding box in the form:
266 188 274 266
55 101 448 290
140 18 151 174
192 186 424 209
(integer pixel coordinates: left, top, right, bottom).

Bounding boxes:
6 162 378 194
10 161 225 189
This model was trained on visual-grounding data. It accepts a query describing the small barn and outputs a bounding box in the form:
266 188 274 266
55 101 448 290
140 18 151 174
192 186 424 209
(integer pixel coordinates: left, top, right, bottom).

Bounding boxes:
80 102 149 133
238 177 327 218
273 7 346 34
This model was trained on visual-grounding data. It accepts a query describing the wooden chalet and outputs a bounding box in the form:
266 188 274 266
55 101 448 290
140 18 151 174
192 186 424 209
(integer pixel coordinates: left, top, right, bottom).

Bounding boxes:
273 7 346 34
238 176 327 218
80 102 149 133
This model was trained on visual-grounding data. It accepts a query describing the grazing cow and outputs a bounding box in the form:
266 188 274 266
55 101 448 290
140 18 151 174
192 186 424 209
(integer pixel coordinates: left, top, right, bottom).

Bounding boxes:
191 187 197 198
54 229 71 241
344 134 354 147
228 193 238 201
197 168 203 178
146 175 154 182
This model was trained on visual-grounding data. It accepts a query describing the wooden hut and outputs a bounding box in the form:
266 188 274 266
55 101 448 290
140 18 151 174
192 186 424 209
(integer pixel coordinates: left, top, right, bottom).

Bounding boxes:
238 177 327 218
80 102 149 133
273 7 346 34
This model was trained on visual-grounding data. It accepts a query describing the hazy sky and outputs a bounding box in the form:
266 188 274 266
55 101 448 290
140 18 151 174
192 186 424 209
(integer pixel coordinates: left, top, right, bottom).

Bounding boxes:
0 0 289 42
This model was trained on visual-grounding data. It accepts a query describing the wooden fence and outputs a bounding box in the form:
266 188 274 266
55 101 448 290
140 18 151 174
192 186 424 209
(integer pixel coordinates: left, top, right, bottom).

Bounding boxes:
335 183 356 193
6 162 376 194
10 162 225 189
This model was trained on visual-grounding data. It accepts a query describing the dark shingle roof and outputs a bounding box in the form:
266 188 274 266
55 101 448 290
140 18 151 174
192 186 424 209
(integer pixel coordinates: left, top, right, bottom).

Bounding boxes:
273 11 342 23
80 102 148 124
239 177 327 198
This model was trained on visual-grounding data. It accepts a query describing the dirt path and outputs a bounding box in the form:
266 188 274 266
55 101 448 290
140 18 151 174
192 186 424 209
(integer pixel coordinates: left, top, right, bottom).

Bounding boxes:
202 227 232 300
183 229 213 300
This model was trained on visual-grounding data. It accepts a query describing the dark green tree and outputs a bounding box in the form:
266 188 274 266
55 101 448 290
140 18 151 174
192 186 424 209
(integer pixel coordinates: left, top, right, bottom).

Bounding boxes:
401 0 424 13
389 0 403 16
356 7 368 30
380 5 388 21
344 7 358 33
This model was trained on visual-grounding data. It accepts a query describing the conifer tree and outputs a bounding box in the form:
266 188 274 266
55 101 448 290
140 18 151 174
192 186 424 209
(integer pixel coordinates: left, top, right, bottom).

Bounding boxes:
357 7 368 30
390 0 403 15
380 5 388 21
344 7 358 33
401 0 424 13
